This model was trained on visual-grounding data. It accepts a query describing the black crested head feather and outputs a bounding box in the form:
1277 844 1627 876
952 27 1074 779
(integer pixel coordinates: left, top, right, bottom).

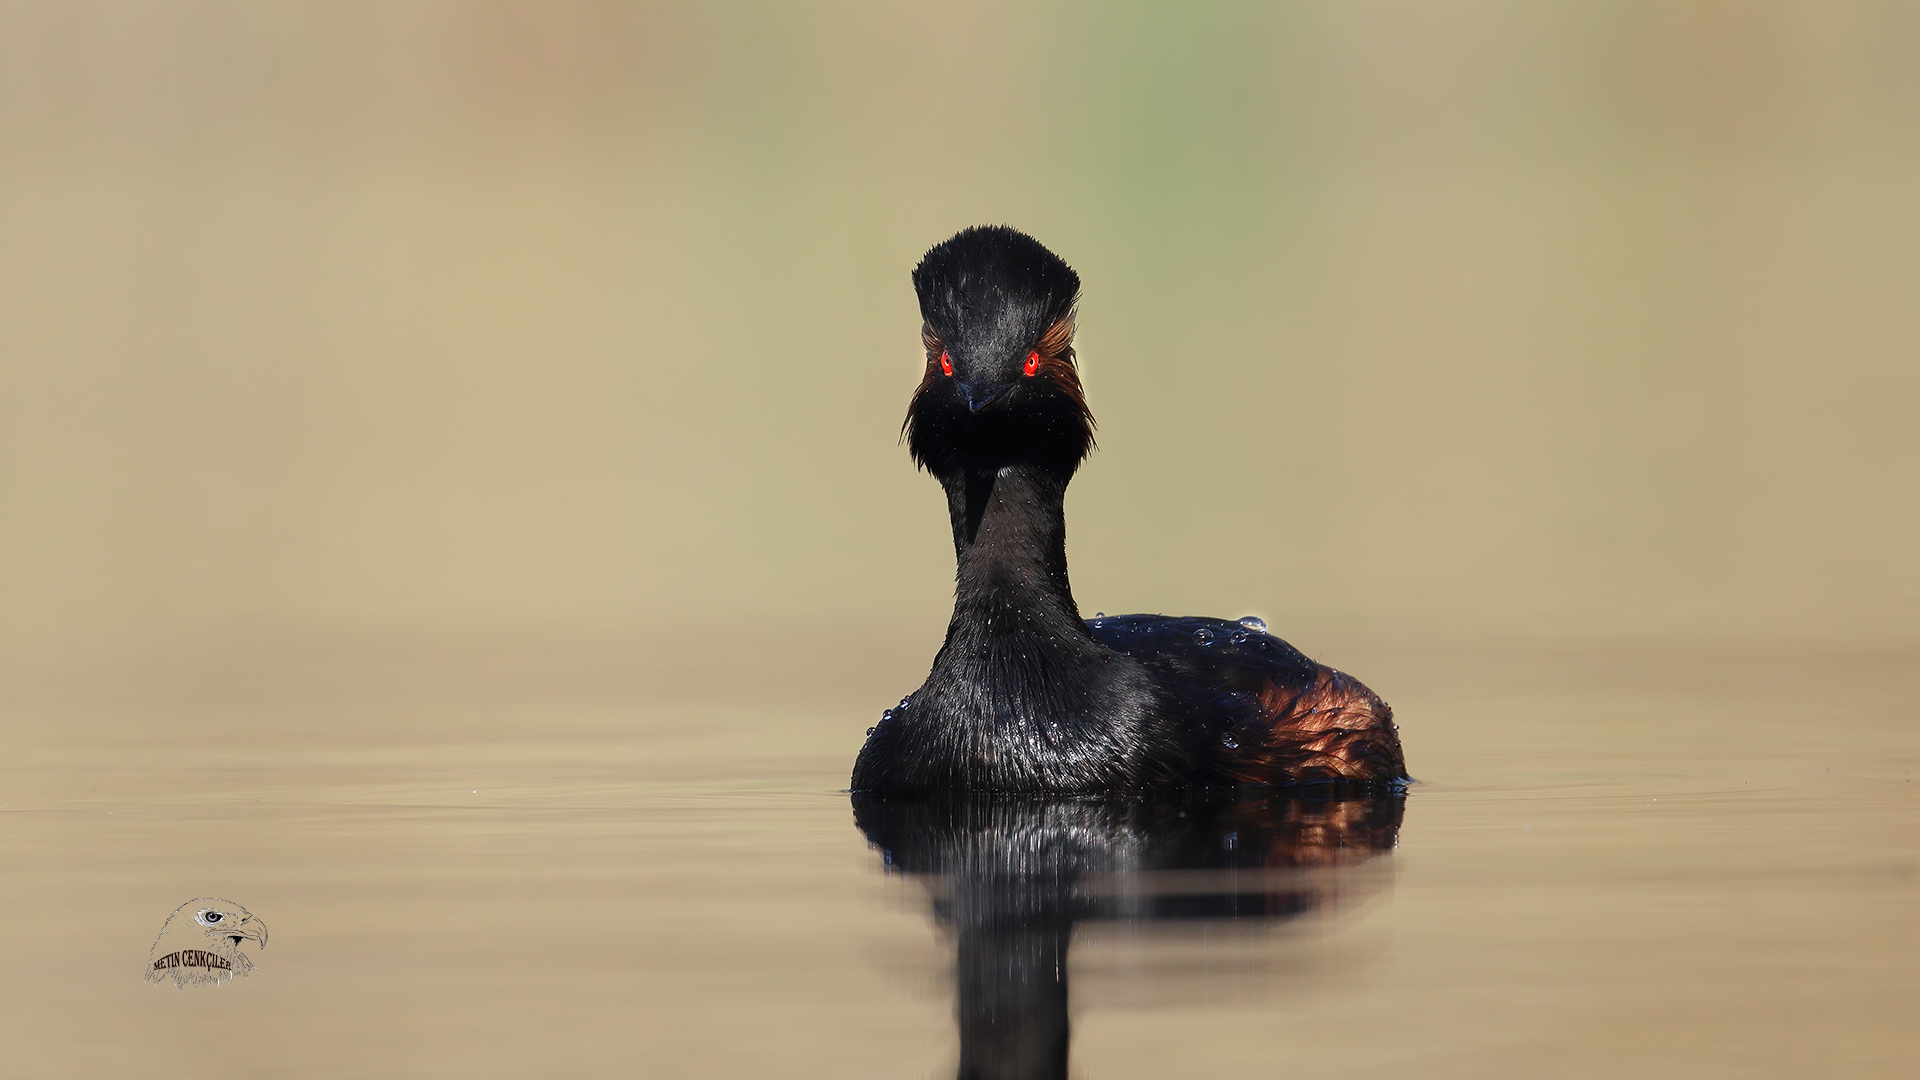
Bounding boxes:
905 226 1094 477
912 225 1080 368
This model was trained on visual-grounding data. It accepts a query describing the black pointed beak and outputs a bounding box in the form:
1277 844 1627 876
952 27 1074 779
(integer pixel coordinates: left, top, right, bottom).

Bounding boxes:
957 381 1015 414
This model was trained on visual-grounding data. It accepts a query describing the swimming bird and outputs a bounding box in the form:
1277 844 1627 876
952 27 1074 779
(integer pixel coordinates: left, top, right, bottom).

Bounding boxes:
145 897 268 988
851 225 1407 796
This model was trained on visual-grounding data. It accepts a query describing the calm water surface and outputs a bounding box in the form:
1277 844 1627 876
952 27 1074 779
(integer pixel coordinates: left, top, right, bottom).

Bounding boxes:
3 638 1914 1078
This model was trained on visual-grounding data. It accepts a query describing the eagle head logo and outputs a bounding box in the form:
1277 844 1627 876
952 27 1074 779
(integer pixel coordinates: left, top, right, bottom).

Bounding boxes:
145 898 268 989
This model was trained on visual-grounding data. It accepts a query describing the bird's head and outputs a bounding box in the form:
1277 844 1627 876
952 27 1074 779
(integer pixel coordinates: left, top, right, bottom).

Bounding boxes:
147 897 267 988
155 898 268 953
905 226 1094 478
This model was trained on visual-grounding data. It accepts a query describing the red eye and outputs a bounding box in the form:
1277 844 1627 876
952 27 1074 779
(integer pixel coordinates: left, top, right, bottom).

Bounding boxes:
1023 351 1039 377
940 351 953 376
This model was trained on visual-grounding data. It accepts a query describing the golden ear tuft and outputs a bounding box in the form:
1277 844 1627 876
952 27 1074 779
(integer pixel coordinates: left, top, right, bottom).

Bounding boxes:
1036 312 1076 362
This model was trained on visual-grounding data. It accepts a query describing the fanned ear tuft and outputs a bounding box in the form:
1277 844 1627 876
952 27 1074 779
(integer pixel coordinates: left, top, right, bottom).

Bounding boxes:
902 322 945 468
1034 312 1095 457
1036 311 1076 361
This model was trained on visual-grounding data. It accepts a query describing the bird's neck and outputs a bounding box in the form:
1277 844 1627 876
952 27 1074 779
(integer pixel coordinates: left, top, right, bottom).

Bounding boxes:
854 459 1154 794
939 463 1087 647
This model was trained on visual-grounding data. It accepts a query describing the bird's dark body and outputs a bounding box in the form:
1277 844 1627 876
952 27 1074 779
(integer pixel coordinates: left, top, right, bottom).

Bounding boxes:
851 226 1406 797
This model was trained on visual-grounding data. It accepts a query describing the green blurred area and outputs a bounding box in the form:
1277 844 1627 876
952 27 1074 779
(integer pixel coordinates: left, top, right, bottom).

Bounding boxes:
2 0 1916 665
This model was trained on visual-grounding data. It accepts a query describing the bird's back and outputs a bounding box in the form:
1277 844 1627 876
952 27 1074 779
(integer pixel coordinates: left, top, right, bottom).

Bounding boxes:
1088 614 1407 789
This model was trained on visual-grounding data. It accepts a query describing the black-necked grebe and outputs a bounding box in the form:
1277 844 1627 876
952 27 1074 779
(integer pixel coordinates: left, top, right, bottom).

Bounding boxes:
851 226 1406 795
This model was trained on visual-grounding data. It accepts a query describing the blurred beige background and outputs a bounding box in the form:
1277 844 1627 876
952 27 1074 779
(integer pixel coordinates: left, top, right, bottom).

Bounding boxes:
4 7 1917 1078
2 0 1916 678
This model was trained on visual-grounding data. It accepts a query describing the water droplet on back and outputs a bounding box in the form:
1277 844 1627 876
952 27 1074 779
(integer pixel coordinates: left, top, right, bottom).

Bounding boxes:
1193 628 1214 645
865 727 876 736
1229 630 1250 645
1220 732 1239 749
1237 616 1267 632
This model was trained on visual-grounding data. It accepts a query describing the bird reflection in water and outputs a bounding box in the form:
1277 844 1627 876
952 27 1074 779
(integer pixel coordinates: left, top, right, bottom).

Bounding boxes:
853 790 1405 1080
